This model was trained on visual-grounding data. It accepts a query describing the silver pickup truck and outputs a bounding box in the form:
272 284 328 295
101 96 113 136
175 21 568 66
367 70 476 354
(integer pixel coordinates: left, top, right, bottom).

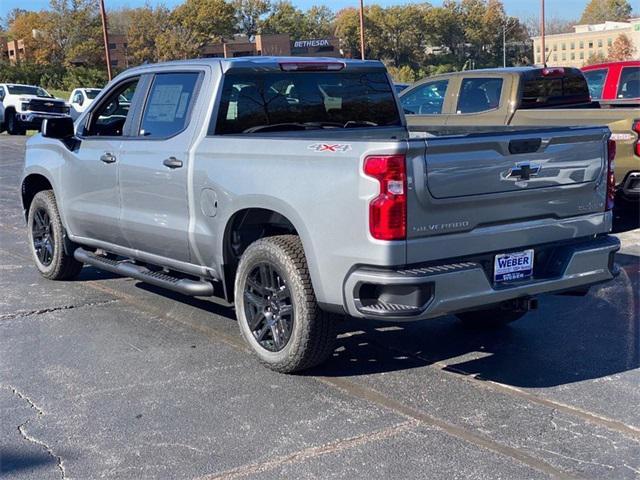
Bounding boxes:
22 57 619 372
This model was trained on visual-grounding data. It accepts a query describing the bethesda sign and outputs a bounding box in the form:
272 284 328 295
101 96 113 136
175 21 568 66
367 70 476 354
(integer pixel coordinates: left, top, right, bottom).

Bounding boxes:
293 39 331 48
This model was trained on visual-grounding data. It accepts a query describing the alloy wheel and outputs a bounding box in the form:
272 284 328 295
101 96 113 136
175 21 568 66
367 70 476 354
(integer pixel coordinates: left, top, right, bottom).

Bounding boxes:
32 208 54 266
243 262 294 352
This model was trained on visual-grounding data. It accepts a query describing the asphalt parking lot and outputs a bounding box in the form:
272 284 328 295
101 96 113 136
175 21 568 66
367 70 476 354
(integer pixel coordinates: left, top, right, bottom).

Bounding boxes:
1 134 639 479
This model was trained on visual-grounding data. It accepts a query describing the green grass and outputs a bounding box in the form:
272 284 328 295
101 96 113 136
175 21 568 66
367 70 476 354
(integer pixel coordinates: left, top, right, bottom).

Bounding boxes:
48 89 71 100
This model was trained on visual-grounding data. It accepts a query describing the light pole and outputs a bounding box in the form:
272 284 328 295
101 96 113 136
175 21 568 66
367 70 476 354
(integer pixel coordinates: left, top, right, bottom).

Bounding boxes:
541 0 546 66
359 0 365 60
99 0 112 81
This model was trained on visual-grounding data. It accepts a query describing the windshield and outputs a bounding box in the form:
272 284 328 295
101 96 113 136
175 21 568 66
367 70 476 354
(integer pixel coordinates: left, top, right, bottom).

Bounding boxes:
85 89 102 99
7 85 53 98
214 71 402 134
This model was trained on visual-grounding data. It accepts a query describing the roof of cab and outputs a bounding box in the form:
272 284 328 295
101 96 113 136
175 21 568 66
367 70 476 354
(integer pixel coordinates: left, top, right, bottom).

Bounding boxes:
120 56 386 75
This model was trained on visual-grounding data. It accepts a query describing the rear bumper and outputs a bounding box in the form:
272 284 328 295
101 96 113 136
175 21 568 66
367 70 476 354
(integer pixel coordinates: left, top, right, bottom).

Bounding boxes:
343 235 620 321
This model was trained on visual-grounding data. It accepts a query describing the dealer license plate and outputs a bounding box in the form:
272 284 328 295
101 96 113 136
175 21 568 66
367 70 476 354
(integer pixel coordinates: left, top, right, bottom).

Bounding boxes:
494 249 534 283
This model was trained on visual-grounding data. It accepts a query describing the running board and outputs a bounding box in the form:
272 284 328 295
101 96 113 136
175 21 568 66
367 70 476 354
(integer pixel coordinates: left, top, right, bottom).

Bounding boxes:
74 248 214 297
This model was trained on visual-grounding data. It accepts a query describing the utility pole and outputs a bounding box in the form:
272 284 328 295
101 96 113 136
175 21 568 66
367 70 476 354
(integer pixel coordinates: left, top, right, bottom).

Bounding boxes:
99 0 112 81
359 0 365 60
540 0 546 66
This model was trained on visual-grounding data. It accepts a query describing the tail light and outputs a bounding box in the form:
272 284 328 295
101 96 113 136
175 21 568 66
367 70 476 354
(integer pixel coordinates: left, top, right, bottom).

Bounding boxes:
364 155 406 241
606 139 616 211
633 120 640 157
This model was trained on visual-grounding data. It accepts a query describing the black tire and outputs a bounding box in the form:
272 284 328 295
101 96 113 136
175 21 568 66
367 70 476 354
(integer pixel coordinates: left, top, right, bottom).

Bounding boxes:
6 110 26 135
456 307 527 329
27 190 83 280
234 235 336 373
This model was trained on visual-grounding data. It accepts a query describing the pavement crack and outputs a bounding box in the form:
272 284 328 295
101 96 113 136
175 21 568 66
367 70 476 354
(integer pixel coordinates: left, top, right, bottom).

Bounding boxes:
3 385 67 479
197 420 419 480
0 299 118 321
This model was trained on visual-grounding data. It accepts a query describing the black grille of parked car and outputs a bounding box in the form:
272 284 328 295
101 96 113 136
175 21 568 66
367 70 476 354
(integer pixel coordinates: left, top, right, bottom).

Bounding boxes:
27 99 68 114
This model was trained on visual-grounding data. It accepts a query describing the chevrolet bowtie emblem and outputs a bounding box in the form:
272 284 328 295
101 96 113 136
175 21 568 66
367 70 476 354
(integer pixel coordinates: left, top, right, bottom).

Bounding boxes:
44 102 54 107
507 162 541 181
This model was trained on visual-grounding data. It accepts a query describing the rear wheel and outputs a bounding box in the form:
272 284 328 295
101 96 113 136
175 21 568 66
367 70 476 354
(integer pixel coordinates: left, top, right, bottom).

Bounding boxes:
234 235 336 373
456 308 527 329
6 110 26 135
27 190 83 280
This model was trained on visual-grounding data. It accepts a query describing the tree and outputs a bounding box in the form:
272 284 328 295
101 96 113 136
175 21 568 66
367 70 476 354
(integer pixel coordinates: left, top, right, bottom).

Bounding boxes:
7 10 55 64
234 0 270 37
579 0 632 24
305 6 334 39
585 51 607 65
166 0 236 59
261 1 308 39
47 0 103 66
126 5 171 65
333 7 362 58
608 33 636 61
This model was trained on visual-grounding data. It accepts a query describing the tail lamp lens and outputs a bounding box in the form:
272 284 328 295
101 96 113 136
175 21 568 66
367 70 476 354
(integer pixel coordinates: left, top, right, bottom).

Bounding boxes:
633 120 640 157
364 155 407 241
606 139 616 211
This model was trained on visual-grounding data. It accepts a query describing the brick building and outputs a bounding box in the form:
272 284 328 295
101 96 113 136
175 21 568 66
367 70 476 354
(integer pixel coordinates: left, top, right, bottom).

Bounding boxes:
201 34 341 59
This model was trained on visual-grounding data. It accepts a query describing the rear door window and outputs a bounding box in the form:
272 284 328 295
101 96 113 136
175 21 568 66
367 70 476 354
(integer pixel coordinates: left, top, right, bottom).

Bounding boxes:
617 66 640 99
139 72 200 138
214 71 401 135
457 78 503 114
582 69 608 99
400 80 448 115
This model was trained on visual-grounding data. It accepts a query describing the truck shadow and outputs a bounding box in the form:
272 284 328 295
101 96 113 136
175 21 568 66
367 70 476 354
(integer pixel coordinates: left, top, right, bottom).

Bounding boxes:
612 201 640 233
132 253 638 390
309 252 639 388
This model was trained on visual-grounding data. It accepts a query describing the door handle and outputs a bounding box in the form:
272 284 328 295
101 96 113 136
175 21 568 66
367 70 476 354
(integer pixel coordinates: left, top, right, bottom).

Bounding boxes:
163 157 183 169
100 152 116 164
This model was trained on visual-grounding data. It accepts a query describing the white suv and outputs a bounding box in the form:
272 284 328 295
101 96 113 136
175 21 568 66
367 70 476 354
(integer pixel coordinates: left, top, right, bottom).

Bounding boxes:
68 88 102 119
0 83 70 135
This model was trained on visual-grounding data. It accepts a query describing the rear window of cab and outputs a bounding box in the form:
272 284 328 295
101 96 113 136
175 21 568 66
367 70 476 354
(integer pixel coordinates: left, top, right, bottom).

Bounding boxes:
520 71 591 108
213 71 402 135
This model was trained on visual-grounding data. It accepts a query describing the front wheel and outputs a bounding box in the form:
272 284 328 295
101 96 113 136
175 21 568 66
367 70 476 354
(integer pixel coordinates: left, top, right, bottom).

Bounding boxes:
456 308 527 329
234 235 336 373
6 110 26 135
27 190 83 280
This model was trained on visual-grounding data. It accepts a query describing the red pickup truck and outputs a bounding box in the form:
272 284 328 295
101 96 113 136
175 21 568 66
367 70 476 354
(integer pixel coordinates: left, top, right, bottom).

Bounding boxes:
582 60 639 104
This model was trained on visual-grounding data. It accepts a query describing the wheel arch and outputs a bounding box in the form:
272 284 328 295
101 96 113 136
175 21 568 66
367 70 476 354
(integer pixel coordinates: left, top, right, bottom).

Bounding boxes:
21 173 54 220
220 206 321 303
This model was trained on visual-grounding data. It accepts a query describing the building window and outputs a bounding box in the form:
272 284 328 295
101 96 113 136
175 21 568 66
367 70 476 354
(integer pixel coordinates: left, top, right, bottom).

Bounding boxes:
598 39 603 48
561 43 566 50
571 52 575 60
588 41 593 48
562 53 566 60
108 43 116 49
607 38 612 47
536 45 540 53
580 52 584 59
553 54 557 61
110 59 118 66
570 42 575 49
579 41 584 49
553 44 557 51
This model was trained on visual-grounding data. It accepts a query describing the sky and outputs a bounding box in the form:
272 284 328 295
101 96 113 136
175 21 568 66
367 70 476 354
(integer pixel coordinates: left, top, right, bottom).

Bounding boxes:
0 0 593 21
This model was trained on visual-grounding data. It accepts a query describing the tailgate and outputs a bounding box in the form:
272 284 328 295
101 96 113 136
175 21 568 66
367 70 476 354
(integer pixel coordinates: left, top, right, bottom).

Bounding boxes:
407 126 610 240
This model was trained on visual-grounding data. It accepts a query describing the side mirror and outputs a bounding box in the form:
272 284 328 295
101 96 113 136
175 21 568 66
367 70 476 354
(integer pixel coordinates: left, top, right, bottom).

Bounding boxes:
42 117 74 139
78 97 84 106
